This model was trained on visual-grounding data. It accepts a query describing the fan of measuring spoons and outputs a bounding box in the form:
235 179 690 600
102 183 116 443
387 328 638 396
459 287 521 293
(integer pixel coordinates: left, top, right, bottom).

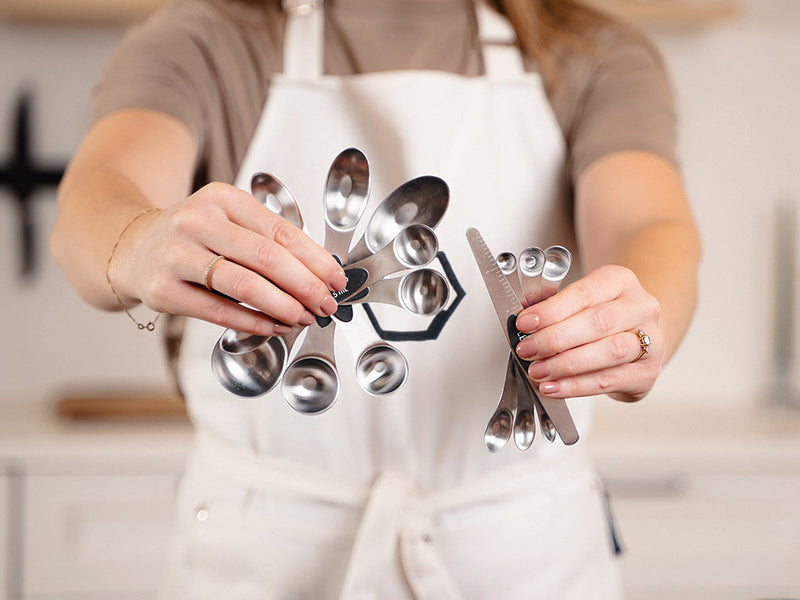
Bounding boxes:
483 245 572 452
212 148 451 412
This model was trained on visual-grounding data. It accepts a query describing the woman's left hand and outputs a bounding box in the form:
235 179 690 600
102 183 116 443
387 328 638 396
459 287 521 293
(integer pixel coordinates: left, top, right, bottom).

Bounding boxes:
514 264 662 403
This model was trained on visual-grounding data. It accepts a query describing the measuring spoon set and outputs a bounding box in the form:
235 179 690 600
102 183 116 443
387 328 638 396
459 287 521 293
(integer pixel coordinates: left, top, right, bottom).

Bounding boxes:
466 228 580 450
211 148 451 415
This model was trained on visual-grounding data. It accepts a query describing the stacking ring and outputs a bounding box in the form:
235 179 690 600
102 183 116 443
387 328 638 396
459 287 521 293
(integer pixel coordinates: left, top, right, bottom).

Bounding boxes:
203 255 226 291
629 328 651 363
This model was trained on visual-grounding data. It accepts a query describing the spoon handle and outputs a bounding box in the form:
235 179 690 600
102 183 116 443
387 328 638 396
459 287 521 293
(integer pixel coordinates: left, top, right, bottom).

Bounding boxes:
292 320 337 365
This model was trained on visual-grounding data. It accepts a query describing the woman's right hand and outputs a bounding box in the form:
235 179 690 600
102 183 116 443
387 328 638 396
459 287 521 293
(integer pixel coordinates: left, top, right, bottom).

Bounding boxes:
109 182 348 336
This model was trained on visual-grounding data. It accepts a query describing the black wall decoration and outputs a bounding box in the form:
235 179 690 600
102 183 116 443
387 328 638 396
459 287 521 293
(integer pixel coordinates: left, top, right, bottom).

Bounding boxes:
0 90 67 279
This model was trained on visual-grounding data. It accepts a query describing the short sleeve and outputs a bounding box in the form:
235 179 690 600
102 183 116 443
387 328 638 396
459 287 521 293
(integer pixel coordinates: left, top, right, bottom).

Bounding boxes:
558 21 678 182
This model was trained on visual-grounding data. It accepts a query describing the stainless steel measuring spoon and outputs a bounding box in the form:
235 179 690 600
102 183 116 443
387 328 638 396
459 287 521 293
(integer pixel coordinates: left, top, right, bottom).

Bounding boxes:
518 246 546 307
211 172 306 396
342 308 409 396
341 268 449 316
496 252 524 302
211 328 302 398
281 320 340 414
484 354 518 452
347 175 449 264
344 224 439 295
323 148 370 264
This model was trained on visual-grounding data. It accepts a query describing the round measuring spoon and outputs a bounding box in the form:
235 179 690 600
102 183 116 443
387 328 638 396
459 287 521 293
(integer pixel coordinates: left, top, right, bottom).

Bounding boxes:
484 354 518 453
347 175 449 264
323 148 370 263
518 246 546 307
281 321 340 414
342 306 409 396
496 252 523 302
540 245 572 301
211 328 302 398
356 343 409 396
346 224 439 292
342 268 449 316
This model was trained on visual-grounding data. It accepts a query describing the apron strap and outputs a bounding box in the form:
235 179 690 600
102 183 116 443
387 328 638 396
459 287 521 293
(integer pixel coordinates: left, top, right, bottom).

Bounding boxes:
282 0 324 79
475 1 526 79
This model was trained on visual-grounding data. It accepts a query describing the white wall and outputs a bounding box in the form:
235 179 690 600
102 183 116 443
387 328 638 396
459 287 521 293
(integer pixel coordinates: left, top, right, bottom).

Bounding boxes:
0 20 173 404
0 1 798 407
644 0 800 407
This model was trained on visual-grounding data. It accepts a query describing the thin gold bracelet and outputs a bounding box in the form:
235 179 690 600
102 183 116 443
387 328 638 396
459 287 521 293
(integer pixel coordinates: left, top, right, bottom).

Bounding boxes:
105 206 164 331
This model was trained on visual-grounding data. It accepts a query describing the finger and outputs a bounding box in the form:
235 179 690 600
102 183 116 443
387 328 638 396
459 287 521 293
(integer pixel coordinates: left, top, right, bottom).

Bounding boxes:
159 281 298 337
516 265 633 334
516 295 644 361
199 226 341 318
536 365 654 403
221 193 347 291
526 330 647 383
198 253 331 325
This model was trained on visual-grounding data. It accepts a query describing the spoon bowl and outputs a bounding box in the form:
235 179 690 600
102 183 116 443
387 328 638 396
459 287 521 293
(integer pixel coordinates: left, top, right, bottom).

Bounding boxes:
281 357 340 414
348 175 449 263
323 148 370 262
355 343 409 395
251 172 304 229
211 336 287 398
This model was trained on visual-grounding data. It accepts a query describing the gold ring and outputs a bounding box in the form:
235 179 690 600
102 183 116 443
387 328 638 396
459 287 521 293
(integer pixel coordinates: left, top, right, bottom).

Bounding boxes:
629 328 651 363
203 255 226 291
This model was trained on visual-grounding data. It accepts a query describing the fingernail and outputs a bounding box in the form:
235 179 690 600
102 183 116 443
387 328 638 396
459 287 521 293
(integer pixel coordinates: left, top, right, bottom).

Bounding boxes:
516 313 540 333
321 295 339 316
539 381 561 396
274 323 293 335
299 311 316 326
516 338 537 360
528 360 549 381
331 269 348 293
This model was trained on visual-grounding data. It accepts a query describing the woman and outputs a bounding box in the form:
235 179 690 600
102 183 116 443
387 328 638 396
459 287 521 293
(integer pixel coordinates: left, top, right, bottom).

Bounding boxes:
51 0 700 597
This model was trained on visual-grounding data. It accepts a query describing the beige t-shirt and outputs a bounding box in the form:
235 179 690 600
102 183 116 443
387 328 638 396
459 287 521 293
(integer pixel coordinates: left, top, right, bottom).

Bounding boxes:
91 0 677 188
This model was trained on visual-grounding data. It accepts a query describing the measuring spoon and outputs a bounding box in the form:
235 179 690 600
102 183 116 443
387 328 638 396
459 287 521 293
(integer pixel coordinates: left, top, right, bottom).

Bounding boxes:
540 245 572 301
211 173 306 395
281 321 340 414
518 246 546 306
484 354 518 453
496 252 524 304
251 172 304 230
341 268 449 316
211 328 302 398
323 148 370 263
343 308 409 396
347 175 449 263
345 224 439 295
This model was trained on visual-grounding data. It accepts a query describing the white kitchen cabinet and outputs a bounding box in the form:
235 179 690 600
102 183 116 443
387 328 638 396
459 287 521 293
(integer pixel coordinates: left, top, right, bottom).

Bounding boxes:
587 401 800 600
0 404 193 600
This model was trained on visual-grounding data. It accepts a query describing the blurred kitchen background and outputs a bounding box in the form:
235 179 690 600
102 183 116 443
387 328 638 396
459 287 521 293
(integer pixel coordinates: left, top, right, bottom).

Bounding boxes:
1 0 799 598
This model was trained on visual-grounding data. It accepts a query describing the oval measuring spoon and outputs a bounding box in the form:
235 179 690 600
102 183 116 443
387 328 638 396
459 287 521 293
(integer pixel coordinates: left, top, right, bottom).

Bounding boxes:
281 321 340 414
323 148 370 263
484 354 518 453
346 224 439 292
347 175 449 263
211 173 306 395
342 268 449 316
512 361 536 450
251 172 304 229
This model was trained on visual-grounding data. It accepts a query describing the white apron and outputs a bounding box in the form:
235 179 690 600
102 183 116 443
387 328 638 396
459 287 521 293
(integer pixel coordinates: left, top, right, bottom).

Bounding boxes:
164 2 623 598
